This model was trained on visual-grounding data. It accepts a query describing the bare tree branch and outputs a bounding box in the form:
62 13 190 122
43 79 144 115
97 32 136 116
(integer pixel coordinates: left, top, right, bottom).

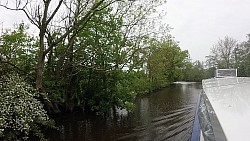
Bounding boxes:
45 0 63 26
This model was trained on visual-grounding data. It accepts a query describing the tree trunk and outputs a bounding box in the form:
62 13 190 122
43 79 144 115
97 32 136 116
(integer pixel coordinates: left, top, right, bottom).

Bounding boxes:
36 31 46 91
36 29 59 114
36 58 45 91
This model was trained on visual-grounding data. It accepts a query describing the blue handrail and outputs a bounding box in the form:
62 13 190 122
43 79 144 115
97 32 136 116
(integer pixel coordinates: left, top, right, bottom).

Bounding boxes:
190 92 201 141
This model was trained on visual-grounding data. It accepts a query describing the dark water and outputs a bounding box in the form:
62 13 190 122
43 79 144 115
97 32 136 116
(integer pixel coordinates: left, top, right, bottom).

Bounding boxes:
47 82 202 141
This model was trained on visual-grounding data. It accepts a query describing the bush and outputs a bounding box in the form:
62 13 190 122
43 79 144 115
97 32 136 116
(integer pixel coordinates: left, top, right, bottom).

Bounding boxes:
0 74 54 140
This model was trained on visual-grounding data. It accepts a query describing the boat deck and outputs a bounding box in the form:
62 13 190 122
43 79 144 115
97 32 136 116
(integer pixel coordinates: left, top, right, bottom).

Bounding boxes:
202 77 250 141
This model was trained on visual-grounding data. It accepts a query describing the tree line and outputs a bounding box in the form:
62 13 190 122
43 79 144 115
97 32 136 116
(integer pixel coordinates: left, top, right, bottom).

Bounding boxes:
0 22 191 114
206 35 250 77
0 0 171 114
182 35 250 82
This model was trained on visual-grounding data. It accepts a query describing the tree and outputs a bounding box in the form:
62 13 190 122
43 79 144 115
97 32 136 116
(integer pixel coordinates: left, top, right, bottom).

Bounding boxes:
147 37 189 89
0 23 37 78
181 60 208 82
0 0 117 91
0 0 168 113
237 34 250 76
207 36 237 68
2 0 196 116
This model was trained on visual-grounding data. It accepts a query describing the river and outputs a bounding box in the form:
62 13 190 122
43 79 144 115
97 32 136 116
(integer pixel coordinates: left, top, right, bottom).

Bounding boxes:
47 82 202 141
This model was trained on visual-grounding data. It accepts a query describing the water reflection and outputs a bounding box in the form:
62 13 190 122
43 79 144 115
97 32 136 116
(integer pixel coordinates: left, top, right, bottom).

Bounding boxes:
140 98 150 124
47 82 202 141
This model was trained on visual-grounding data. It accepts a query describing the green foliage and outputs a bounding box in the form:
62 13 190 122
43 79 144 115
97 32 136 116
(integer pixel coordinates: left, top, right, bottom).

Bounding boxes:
0 74 54 140
0 0 192 117
129 71 151 94
0 23 38 75
148 38 189 88
182 60 207 82
237 34 250 77
83 70 137 114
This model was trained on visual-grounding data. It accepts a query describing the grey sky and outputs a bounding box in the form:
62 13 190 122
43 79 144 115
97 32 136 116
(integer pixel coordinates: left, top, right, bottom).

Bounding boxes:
1 0 250 61
163 0 250 61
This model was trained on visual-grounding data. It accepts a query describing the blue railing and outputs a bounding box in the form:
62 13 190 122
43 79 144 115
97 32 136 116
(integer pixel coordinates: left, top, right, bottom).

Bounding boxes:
190 92 201 141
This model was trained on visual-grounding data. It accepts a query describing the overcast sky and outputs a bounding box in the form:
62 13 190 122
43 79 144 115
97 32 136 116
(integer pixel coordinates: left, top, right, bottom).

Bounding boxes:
1 0 250 61
163 0 250 61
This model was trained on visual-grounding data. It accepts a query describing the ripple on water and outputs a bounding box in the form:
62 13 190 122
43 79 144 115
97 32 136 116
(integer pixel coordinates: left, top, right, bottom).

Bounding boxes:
117 104 196 141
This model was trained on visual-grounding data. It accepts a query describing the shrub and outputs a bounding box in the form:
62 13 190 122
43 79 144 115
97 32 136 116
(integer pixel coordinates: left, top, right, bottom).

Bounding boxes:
0 74 54 140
